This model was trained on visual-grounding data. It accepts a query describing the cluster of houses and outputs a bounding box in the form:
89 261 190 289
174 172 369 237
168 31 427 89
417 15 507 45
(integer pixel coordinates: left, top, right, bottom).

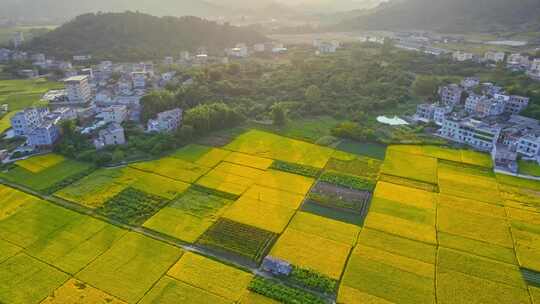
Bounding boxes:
414 77 540 173
6 67 184 159
224 42 288 59
313 39 342 55
452 50 540 81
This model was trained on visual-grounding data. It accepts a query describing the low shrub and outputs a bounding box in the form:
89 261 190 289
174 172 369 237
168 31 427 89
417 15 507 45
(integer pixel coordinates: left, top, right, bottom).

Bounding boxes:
288 266 337 294
320 171 375 191
248 276 326 304
270 160 321 178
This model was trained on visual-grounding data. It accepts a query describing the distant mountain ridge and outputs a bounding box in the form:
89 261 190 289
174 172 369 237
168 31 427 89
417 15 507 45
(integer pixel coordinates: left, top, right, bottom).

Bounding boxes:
0 0 230 23
24 12 267 61
338 0 540 33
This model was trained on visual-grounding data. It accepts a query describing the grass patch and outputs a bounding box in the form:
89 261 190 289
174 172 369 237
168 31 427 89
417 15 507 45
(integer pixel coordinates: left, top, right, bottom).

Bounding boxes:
437 247 526 289
0 158 93 192
97 187 169 225
270 228 351 280
143 189 232 243
248 276 325 304
288 211 360 246
223 196 296 234
77 232 183 304
379 174 438 192
270 160 321 178
301 201 366 226
336 140 387 160
26 217 126 274
325 156 382 181
519 160 540 177
243 185 305 210
15 153 65 173
438 232 517 265
436 269 530 304
256 170 315 195
381 149 438 184
320 171 375 191
341 248 435 304
0 199 83 248
139 276 230 304
438 194 506 218
0 253 69 304
364 211 437 244
41 279 127 304
224 152 273 170
370 197 436 226
357 228 437 264
437 206 513 248
288 266 337 294
168 252 253 301
224 129 334 168
197 218 277 263
374 181 437 210
130 157 210 183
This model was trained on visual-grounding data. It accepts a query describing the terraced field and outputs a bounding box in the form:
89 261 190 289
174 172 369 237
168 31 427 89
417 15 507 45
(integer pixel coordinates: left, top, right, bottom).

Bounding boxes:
2 131 540 304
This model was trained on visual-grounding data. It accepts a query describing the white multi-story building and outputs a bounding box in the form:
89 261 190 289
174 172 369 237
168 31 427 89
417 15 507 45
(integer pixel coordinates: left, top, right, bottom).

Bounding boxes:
27 122 60 148
131 72 146 89
414 103 452 126
465 94 505 117
0 48 12 62
507 53 530 70
484 51 506 63
147 108 182 133
96 105 128 124
517 135 540 158
439 84 463 105
452 51 474 62
94 123 126 149
64 75 92 105
439 117 501 151
11 108 48 136
504 95 530 114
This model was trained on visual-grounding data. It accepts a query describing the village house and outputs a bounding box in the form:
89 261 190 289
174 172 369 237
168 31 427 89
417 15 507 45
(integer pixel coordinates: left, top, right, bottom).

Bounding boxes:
94 123 126 149
61 75 93 106
439 84 463 105
147 108 182 133
0 48 12 62
484 51 506 63
96 105 128 124
438 117 502 151
452 51 474 62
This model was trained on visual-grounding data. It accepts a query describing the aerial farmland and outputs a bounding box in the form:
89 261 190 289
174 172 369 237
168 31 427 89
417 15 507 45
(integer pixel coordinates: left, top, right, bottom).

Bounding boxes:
0 129 539 304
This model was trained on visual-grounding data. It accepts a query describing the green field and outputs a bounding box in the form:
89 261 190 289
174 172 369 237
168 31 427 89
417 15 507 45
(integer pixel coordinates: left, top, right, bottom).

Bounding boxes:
0 156 93 192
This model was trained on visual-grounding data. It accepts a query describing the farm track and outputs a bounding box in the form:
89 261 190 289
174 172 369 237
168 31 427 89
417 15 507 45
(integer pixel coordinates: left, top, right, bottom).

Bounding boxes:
0 178 337 303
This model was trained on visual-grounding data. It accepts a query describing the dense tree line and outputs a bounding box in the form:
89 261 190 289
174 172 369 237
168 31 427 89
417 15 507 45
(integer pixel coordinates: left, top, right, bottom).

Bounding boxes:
25 12 266 61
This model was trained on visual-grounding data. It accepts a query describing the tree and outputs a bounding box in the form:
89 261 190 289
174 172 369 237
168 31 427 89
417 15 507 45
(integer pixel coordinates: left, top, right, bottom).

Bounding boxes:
112 149 125 163
271 103 287 126
413 76 440 98
305 85 321 104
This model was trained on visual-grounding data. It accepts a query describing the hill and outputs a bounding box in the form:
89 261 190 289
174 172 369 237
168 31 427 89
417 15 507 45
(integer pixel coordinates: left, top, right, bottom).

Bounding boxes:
0 0 230 23
24 12 267 61
337 0 540 33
